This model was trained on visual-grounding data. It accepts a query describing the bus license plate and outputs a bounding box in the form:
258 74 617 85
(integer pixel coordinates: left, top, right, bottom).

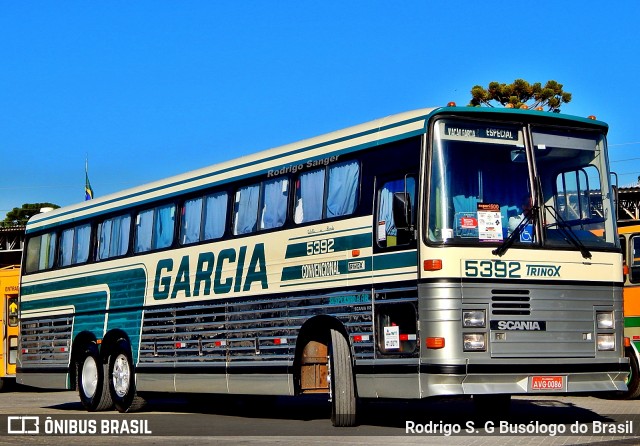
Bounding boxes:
531 376 564 391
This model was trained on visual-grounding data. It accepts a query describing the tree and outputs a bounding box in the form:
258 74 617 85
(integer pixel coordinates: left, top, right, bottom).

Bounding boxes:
469 79 572 112
2 203 60 227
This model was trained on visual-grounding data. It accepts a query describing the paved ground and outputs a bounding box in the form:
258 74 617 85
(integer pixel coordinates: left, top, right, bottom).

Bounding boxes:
0 384 638 445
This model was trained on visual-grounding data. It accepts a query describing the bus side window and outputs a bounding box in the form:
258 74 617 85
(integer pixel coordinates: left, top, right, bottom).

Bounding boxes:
294 168 324 224
377 176 416 248
294 160 360 224
260 177 289 230
135 204 176 252
630 235 640 284
25 232 57 273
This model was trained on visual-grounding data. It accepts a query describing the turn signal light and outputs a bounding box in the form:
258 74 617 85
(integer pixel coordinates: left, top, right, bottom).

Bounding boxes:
426 337 445 349
424 259 442 271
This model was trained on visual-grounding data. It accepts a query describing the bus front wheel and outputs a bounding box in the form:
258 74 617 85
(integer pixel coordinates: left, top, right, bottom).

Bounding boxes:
624 348 640 399
77 344 113 411
328 329 357 427
108 339 145 412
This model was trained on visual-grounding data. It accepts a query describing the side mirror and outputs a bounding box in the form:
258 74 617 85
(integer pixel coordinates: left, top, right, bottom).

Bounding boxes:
392 192 414 244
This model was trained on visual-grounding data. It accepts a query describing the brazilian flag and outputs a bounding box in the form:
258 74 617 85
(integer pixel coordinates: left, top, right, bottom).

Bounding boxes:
85 162 94 200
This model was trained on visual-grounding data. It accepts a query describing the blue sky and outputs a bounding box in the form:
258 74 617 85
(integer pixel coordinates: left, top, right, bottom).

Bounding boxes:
2 1 640 216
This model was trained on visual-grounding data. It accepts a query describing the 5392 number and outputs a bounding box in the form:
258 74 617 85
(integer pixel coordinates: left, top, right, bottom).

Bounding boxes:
464 260 521 278
306 239 335 256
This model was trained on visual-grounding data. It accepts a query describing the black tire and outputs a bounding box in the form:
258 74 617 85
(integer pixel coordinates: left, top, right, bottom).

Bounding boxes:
329 329 357 427
108 339 146 412
77 343 113 411
623 347 640 399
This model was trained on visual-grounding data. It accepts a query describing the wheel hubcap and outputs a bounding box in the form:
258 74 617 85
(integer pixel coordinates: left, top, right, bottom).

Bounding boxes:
112 354 130 398
81 356 98 398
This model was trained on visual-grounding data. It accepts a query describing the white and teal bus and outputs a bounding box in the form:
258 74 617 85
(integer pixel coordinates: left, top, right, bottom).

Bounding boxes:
18 105 628 426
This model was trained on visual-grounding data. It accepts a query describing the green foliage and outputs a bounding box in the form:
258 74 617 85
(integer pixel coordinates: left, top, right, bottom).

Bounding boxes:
469 79 572 112
2 203 60 227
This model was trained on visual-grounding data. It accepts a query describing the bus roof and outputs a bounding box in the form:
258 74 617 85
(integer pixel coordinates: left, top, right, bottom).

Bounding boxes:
26 106 608 233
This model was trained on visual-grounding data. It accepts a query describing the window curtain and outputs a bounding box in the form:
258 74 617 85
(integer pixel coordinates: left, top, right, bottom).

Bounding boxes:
182 198 203 244
98 220 112 260
261 178 288 229
234 185 259 235
135 209 154 252
154 205 175 249
295 169 324 223
327 161 359 218
60 228 74 266
44 233 56 269
74 224 91 264
111 215 130 256
99 215 130 259
379 179 405 237
204 192 228 240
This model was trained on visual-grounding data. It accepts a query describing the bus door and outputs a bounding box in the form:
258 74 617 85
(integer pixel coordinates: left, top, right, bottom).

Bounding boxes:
0 268 19 383
371 174 420 397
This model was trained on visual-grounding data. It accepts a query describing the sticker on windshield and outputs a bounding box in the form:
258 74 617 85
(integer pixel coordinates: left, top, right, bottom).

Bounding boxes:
477 203 503 241
454 212 478 238
520 224 534 243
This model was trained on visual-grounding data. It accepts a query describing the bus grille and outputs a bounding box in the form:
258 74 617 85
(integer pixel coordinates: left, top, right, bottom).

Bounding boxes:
19 316 73 367
491 289 531 316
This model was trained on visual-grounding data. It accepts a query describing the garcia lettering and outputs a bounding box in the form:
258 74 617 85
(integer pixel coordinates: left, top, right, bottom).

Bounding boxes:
153 243 268 300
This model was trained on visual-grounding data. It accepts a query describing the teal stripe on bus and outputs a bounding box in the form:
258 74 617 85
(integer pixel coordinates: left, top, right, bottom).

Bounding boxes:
372 251 418 271
280 258 370 282
21 268 147 363
280 250 417 283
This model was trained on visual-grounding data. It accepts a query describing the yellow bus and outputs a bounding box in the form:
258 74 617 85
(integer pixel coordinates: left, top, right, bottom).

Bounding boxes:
0 265 19 390
18 105 627 425
618 220 640 398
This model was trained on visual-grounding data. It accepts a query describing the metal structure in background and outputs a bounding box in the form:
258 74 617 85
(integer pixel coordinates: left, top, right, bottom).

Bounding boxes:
0 226 25 268
619 187 640 221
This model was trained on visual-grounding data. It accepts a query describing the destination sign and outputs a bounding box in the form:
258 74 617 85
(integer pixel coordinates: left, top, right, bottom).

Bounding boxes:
443 123 519 141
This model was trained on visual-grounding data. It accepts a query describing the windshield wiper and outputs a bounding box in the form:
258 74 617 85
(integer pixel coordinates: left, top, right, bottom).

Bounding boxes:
492 206 538 257
544 206 592 259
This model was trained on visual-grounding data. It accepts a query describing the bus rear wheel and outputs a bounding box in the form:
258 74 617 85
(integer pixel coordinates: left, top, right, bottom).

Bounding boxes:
329 329 357 427
78 344 113 411
108 339 145 412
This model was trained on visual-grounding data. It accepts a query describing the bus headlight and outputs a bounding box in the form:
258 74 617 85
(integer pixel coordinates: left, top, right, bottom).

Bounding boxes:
463 310 486 328
596 311 614 329
596 334 615 351
463 333 486 351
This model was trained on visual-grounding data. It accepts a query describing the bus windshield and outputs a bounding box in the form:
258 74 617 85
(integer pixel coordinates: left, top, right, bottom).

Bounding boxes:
428 118 618 250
